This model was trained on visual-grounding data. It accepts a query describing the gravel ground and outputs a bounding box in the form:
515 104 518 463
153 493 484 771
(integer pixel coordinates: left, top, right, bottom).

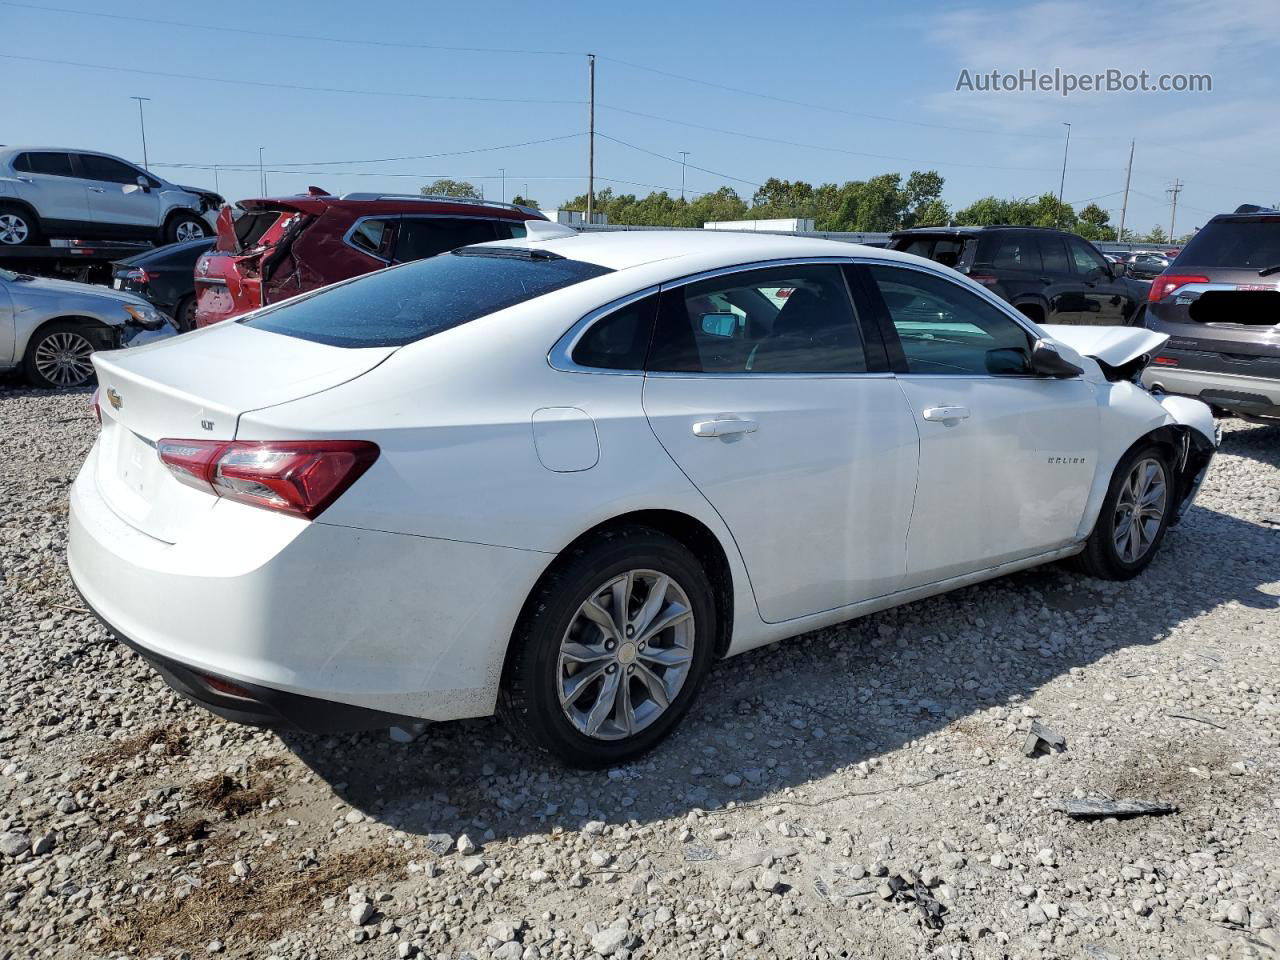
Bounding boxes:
1 383 1277 960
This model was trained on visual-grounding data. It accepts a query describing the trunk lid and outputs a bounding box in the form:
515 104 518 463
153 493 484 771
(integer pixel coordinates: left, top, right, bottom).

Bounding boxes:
92 323 394 543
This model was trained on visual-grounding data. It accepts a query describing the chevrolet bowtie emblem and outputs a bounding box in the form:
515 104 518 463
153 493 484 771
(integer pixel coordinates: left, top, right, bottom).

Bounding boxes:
106 388 123 411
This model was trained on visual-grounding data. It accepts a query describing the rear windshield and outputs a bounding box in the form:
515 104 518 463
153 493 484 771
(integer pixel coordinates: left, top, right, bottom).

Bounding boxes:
242 249 612 348
1176 218 1280 268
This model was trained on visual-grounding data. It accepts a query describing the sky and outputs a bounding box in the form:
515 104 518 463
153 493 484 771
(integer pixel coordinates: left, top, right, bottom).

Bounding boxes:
5 0 1278 236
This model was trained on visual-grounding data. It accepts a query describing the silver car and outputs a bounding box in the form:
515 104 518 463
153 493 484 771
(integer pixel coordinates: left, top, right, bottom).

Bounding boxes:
0 147 221 247
0 266 174 387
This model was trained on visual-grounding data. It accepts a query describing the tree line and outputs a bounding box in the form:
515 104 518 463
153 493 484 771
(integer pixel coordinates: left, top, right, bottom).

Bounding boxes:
421 176 1183 243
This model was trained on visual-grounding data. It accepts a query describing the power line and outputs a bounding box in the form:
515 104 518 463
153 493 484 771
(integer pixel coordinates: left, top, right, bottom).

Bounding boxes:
152 133 588 171
596 133 761 188
597 104 1116 174
0 1 579 56
599 55 1074 142
0 55 584 106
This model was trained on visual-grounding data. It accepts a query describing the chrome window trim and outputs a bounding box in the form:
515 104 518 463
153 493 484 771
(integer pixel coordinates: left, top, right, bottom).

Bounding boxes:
549 254 1059 380
548 285 660 376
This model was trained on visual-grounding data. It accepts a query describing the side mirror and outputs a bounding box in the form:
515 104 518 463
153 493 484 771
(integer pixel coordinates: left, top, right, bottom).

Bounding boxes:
1111 261 1128 278
1030 339 1084 378
136 175 152 193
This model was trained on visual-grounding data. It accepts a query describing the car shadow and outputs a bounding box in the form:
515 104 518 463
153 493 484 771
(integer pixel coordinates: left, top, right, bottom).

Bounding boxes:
281 487 1278 845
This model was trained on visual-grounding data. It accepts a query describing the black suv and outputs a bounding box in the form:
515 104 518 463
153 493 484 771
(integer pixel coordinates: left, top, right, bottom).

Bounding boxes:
1141 208 1280 422
889 226 1146 326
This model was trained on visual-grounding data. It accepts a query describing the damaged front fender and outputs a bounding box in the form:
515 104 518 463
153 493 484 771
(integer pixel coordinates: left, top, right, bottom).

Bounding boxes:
1151 395 1219 525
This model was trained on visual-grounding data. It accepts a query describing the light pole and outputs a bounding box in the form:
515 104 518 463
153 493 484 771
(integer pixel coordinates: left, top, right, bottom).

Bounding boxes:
500 167 505 204
258 147 266 195
129 96 151 171
679 151 690 201
1056 122 1071 226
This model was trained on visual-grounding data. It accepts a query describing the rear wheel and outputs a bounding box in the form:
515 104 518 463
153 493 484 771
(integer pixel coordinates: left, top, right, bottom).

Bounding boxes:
1069 444 1173 580
498 526 716 768
0 204 40 246
164 213 208 244
23 321 98 389
174 294 197 333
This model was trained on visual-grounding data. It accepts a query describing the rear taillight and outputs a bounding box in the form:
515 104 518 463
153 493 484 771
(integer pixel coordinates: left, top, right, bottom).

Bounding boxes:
156 439 379 519
968 274 999 287
91 388 101 426
122 268 154 284
1149 274 1209 302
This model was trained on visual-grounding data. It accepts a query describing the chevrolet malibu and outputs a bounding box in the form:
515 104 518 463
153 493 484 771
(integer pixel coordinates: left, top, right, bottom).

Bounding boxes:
68 230 1218 767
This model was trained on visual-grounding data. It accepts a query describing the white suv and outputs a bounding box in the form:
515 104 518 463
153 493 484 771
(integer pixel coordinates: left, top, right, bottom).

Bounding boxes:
0 147 222 247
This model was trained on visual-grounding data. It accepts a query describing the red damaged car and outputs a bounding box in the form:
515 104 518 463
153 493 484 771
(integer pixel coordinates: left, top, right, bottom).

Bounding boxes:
193 190 549 327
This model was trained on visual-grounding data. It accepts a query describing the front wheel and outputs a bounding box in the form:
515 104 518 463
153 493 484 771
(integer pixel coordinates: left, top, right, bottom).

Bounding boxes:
164 213 209 244
23 321 98 388
498 526 716 768
1069 444 1174 580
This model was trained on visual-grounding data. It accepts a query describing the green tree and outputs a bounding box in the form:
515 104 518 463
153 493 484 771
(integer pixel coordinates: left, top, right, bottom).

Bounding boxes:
1075 203 1113 241
1144 224 1168 243
510 194 539 209
687 186 749 225
900 171 946 228
421 178 480 199
910 198 951 227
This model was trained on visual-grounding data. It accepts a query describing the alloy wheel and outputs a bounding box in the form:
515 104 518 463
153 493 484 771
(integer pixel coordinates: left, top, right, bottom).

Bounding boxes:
33 331 95 387
1113 457 1167 563
557 569 695 741
174 220 205 242
0 213 30 245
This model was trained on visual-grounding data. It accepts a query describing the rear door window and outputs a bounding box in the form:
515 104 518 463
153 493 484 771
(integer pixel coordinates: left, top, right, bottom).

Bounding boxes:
981 232 1043 272
1037 234 1071 274
647 263 866 374
15 152 75 177
895 236 971 269
243 249 612 348
392 218 502 263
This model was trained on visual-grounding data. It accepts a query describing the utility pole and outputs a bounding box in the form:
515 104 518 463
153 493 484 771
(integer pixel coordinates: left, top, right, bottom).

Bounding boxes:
213 165 220 194
129 96 151 171
1167 178 1183 242
678 151 690 201
1118 139 1134 242
1056 122 1071 227
258 147 265 195
586 53 595 225
500 167 505 204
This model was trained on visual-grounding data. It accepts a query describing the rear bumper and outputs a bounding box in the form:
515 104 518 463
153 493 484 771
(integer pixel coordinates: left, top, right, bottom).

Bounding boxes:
67 442 550 724
79 594 414 732
1143 364 1280 420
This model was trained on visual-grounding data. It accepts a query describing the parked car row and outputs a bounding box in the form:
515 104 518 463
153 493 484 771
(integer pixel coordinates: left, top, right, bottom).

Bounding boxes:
67 229 1218 766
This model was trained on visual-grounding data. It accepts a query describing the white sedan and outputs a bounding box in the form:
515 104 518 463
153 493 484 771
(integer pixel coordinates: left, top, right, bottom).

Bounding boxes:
68 230 1218 767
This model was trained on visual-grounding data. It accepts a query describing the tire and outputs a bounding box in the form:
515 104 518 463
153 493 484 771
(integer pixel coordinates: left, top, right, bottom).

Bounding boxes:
164 212 209 244
1069 443 1174 580
174 294 197 333
22 321 98 389
0 203 41 246
498 525 717 768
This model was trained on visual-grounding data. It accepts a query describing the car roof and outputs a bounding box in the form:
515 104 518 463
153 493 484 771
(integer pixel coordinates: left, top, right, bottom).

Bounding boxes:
476 228 930 273
0 146 133 157
890 225 1069 237
236 193 542 220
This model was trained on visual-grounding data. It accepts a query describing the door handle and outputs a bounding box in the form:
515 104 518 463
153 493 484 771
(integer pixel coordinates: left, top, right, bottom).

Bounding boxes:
15 176 33 183
922 405 970 422
1038 276 1052 284
692 418 758 438
89 187 105 193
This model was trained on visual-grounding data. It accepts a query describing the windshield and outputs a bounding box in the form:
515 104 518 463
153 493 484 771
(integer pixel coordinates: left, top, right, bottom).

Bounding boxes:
242 248 613 348
1176 218 1280 269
